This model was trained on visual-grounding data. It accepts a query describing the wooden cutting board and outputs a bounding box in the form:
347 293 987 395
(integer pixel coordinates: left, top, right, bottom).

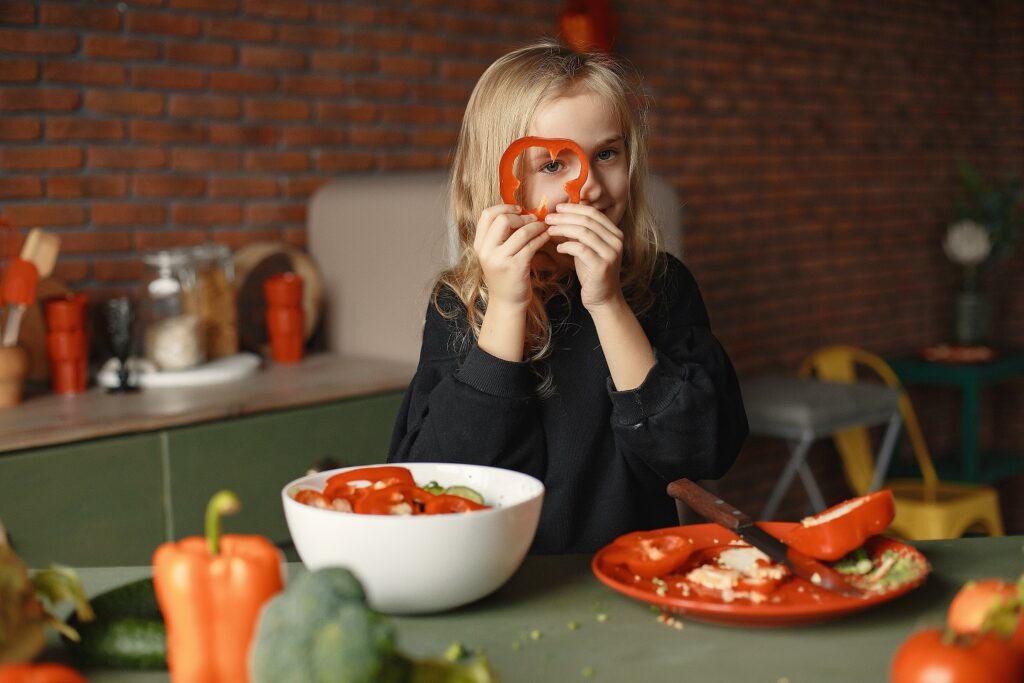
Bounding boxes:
233 242 324 354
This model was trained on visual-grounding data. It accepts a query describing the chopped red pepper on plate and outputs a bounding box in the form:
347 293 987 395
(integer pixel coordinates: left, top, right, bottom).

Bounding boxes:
781 489 895 562
602 530 694 578
498 136 590 220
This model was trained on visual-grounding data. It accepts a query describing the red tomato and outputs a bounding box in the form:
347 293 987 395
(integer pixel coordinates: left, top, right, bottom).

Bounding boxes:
0 663 87 683
323 466 415 503
423 494 488 515
353 483 432 515
947 579 1019 635
603 531 694 579
781 489 895 561
890 628 1024 683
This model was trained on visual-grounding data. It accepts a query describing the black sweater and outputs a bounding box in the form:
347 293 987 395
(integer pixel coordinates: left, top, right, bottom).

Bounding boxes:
388 254 748 554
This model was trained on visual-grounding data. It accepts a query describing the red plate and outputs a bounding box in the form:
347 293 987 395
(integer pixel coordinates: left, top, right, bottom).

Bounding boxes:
592 522 930 627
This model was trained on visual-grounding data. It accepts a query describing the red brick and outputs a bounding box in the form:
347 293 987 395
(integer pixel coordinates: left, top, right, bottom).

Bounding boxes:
349 127 405 146
85 90 164 116
0 177 42 199
281 126 345 146
92 202 166 226
282 75 344 97
40 3 120 30
47 117 125 141
377 56 434 78
88 146 166 170
169 94 239 119
3 203 85 227
172 203 242 225
378 152 436 171
277 24 341 46
0 146 82 170
246 202 305 225
311 52 373 73
352 30 407 52
48 175 127 198
351 79 407 99
281 226 306 248
167 41 235 66
245 151 309 172
83 35 161 61
439 62 486 81
133 175 206 198
0 1 35 24
170 0 239 12
283 176 329 198
205 17 273 42
44 61 126 86
318 102 375 123
57 230 134 254
51 260 88 282
133 229 209 251
0 87 79 111
126 11 201 37
94 259 145 282
131 120 205 144
413 82 472 103
0 116 40 141
317 151 374 173
0 59 37 82
208 71 276 94
132 66 205 90
379 104 440 125
209 177 277 198
240 46 305 70
409 129 458 147
245 98 309 121
245 0 310 20
207 123 276 145
0 28 77 54
209 228 280 249
170 148 240 171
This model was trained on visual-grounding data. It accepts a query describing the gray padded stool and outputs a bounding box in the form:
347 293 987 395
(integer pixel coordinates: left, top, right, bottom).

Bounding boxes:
741 375 903 519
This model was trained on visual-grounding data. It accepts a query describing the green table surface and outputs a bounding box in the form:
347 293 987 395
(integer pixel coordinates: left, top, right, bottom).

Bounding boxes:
43 535 1024 683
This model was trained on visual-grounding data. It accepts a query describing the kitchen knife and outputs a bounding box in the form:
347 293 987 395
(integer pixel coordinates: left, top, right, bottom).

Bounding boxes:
667 478 864 598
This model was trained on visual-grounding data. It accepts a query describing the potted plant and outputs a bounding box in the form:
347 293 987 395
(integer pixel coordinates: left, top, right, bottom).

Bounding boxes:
943 164 1023 345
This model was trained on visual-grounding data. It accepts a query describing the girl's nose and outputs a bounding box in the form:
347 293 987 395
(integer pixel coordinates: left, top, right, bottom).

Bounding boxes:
579 168 603 204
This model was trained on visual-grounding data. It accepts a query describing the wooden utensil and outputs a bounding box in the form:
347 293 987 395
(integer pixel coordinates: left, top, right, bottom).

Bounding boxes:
1 229 60 347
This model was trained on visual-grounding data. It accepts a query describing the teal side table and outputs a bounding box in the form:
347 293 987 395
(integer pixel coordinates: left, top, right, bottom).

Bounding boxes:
888 350 1024 483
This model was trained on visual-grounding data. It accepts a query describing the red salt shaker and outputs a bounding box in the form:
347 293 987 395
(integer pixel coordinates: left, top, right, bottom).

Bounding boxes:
263 273 304 363
44 294 89 394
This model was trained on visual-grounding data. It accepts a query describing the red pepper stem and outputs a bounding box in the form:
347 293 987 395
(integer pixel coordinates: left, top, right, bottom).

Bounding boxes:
205 490 241 555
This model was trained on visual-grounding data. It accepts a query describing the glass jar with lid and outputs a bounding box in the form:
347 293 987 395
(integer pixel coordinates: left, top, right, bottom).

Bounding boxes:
140 249 205 370
190 243 238 359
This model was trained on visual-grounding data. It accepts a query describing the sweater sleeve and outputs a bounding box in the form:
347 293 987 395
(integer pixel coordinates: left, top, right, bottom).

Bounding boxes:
387 295 548 480
607 255 748 488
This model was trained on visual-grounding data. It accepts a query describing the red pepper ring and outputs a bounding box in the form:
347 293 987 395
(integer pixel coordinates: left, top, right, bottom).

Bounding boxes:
498 136 590 220
353 483 434 516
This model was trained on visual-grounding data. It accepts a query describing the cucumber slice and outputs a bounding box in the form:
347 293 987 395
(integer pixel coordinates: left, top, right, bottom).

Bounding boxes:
421 481 445 496
443 485 485 505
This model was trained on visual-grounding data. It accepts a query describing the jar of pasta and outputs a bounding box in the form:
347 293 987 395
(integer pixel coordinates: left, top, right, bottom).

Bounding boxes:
190 243 238 359
140 249 205 370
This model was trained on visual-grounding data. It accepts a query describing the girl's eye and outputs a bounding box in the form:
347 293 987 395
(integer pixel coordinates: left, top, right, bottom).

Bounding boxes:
596 149 618 162
540 160 563 173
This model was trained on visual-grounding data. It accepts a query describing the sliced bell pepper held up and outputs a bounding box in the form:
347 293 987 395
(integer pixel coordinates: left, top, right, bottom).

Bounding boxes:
152 490 283 683
498 136 589 220
781 489 896 562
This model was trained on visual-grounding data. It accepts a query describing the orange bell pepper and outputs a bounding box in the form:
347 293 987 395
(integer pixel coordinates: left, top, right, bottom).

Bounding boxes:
498 136 589 220
0 663 86 683
152 491 283 683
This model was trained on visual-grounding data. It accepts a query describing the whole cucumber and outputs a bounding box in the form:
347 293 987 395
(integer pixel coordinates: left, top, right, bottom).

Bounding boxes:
64 577 167 670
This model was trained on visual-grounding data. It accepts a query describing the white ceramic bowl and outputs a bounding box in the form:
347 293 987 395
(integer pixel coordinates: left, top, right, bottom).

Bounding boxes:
282 462 544 614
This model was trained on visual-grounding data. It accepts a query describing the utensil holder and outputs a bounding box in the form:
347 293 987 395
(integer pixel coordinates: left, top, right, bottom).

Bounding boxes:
0 346 28 407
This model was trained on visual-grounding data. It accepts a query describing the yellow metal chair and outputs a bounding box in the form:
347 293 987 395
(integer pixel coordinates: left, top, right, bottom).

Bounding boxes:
799 345 1004 541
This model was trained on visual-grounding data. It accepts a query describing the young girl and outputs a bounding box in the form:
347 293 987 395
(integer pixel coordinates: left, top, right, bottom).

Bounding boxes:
389 40 748 554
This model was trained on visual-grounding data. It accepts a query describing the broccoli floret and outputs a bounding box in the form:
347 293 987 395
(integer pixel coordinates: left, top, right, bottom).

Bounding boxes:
250 568 498 683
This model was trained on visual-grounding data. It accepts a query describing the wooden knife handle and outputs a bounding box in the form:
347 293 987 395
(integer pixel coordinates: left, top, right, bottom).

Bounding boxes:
666 478 752 529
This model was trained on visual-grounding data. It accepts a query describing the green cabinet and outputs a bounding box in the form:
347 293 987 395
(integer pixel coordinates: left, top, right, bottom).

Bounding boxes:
0 433 166 567
0 392 404 566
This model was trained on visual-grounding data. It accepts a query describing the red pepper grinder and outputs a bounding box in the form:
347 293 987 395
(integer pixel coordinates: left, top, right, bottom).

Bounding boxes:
263 272 304 364
45 293 89 393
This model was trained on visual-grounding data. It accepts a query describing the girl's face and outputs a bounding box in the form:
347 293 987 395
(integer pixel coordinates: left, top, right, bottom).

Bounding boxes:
521 89 629 275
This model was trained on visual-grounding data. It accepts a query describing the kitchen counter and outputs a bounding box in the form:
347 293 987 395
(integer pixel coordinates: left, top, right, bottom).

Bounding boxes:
0 354 414 452
41 535 1024 682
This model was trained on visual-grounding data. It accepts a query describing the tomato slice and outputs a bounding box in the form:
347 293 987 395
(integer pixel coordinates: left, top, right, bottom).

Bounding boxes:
353 483 433 516
323 466 415 503
781 489 895 561
423 494 489 515
603 531 694 578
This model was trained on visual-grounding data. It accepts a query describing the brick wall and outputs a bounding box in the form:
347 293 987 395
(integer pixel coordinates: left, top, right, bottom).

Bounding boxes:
1 0 1022 521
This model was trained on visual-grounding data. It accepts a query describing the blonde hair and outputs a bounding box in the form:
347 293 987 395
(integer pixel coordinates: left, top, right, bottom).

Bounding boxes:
435 39 663 389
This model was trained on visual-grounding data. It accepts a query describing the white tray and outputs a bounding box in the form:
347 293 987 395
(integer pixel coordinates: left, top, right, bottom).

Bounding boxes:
96 352 262 389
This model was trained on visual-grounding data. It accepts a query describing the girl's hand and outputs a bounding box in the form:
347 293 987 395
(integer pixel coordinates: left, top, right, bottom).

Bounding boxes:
545 203 625 310
473 204 550 309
